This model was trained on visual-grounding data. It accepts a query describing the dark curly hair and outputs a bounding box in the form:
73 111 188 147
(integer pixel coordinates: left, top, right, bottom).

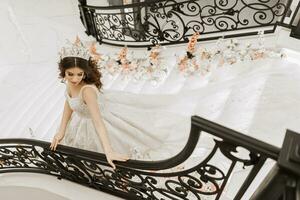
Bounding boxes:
58 57 102 90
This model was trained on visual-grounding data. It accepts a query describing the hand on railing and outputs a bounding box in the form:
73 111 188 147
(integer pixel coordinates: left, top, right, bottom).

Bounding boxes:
49 132 129 169
105 149 129 170
50 133 65 151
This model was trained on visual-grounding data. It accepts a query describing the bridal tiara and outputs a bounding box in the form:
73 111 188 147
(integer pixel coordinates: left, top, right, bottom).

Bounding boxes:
59 36 91 60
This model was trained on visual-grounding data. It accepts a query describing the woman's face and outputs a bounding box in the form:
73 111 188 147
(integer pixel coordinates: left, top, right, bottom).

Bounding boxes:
65 67 84 86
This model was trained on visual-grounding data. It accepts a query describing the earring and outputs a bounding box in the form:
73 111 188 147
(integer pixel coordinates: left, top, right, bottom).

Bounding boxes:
61 78 66 83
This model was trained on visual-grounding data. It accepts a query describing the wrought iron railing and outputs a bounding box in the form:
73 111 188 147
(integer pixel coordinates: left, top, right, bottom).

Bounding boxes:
1 116 299 199
289 0 300 38
78 0 292 47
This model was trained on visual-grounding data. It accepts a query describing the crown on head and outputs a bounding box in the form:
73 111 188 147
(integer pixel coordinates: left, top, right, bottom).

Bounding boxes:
59 36 91 60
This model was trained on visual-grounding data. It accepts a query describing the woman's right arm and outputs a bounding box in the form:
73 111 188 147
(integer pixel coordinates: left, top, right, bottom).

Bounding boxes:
50 100 73 150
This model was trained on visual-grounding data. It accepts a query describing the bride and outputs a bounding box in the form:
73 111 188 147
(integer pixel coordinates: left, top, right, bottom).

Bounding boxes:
50 38 190 169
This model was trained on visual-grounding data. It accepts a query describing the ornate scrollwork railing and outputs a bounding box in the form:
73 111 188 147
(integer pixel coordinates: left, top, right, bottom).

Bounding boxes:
1 116 296 200
78 0 292 47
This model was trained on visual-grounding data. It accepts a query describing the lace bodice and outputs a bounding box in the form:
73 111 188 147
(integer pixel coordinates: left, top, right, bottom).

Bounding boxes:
65 85 104 119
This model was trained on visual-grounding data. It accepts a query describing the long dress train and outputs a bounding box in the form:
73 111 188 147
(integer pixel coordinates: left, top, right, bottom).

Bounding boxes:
62 58 300 160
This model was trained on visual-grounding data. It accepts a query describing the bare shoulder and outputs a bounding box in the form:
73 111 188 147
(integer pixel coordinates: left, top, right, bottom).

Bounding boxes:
81 85 99 102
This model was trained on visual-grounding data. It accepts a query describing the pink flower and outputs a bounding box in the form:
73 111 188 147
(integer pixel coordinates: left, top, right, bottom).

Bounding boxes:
251 51 265 60
187 32 200 54
89 42 102 62
122 62 130 70
118 47 128 60
192 60 199 70
179 56 188 71
201 50 211 60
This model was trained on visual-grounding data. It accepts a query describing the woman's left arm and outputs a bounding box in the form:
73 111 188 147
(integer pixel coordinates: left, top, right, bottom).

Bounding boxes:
82 87 128 169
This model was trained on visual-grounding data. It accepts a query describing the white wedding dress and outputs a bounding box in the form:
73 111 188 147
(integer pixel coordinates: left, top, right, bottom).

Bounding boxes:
62 84 191 160
61 58 300 161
